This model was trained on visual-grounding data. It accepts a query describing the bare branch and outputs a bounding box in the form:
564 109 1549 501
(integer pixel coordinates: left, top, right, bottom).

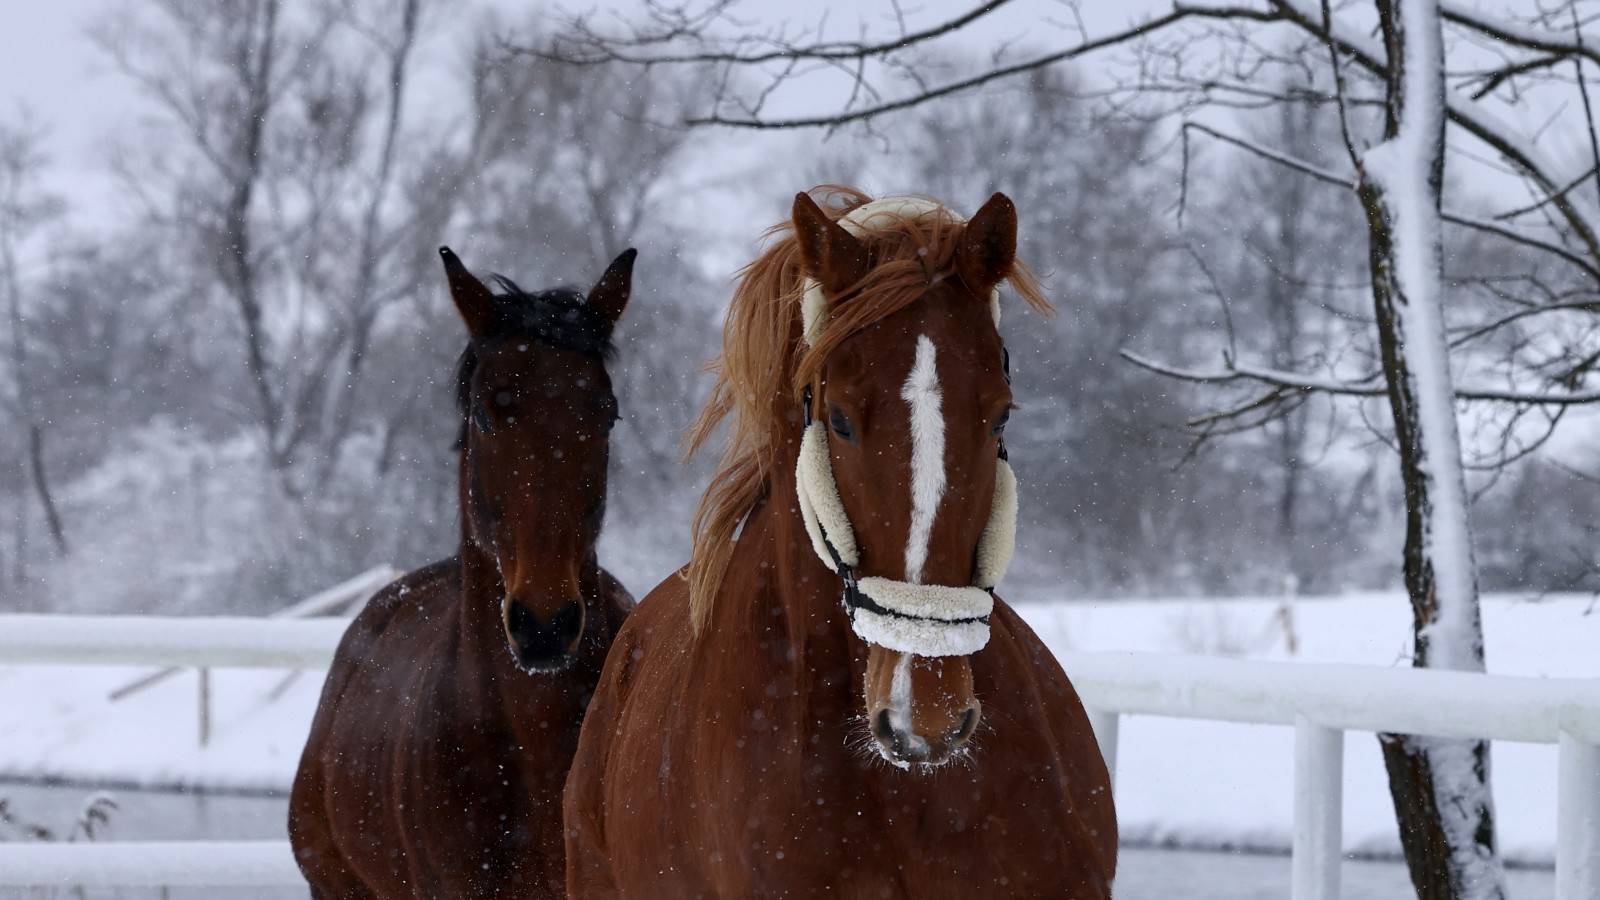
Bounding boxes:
681 6 1279 128
542 1 1017 66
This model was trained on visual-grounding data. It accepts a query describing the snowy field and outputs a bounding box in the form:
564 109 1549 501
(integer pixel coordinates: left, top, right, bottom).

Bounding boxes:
1 590 1595 868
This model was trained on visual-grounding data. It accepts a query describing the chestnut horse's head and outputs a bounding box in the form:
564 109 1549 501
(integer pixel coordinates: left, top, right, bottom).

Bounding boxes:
441 246 634 673
789 191 1029 767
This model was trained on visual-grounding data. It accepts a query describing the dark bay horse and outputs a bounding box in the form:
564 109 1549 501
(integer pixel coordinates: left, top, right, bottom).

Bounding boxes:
565 188 1116 898
290 247 638 898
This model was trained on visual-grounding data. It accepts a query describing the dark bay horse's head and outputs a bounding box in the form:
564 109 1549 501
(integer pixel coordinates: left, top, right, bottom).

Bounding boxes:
792 192 1021 768
441 246 635 674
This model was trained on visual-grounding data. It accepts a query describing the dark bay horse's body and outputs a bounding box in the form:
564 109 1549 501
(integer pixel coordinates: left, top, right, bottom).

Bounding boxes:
290 248 638 899
566 189 1116 898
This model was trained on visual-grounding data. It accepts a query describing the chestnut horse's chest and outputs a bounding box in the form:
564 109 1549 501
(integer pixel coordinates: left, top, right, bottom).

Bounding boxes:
587 600 1108 899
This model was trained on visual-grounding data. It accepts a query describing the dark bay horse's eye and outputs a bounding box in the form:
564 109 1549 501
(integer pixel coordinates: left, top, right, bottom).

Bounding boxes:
473 404 495 436
991 408 1011 436
827 407 855 442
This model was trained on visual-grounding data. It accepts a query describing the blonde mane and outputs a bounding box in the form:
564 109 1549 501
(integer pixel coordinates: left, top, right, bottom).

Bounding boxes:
683 185 1052 632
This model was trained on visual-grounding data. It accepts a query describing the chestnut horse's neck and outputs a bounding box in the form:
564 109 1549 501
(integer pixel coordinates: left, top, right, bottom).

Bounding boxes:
727 450 847 659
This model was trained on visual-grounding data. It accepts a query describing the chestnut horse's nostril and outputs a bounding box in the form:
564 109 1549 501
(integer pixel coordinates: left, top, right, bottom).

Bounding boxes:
871 709 900 756
872 708 918 760
953 705 980 743
504 598 585 672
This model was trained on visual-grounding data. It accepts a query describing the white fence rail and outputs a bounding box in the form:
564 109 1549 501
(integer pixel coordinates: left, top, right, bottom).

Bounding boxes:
1 616 1597 897
0 841 305 888
1064 651 1600 900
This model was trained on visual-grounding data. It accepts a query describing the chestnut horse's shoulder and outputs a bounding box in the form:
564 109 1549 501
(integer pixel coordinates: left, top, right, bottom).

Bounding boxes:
566 565 697 896
595 565 637 632
597 566 689 697
986 598 1068 684
986 595 1119 883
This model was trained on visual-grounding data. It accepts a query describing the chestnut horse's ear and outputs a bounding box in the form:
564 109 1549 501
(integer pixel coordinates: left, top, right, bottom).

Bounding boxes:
440 246 499 342
956 193 1017 297
792 192 869 297
587 248 637 326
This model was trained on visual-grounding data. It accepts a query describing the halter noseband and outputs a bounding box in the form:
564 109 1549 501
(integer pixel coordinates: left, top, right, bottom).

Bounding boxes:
794 197 1019 658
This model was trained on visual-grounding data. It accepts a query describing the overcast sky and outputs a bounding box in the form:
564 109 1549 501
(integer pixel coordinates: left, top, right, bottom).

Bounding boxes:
2 0 129 216
0 1 1162 222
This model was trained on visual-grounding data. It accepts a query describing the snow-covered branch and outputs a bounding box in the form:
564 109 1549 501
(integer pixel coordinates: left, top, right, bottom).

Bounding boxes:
1440 1 1600 65
1268 0 1600 262
1120 349 1600 405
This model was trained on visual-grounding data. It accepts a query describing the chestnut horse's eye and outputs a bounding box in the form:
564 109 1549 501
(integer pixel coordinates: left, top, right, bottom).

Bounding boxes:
991 408 1011 436
827 407 855 442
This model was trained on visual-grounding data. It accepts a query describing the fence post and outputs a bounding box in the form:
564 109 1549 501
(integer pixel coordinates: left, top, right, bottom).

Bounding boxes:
1556 731 1600 900
198 667 211 747
1292 715 1342 900
1086 708 1119 792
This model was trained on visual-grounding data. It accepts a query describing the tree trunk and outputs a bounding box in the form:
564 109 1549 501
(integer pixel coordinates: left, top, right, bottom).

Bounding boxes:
313 0 422 489
220 0 286 474
26 424 65 554
1360 1 1505 897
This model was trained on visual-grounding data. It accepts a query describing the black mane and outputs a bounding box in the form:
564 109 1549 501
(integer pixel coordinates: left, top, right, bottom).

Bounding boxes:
452 277 618 450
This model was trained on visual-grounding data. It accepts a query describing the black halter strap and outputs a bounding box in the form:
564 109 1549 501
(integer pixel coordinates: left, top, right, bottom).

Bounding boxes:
999 345 1011 461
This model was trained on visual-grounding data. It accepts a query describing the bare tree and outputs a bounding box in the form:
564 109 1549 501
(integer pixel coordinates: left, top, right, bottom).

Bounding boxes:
94 0 441 494
0 116 69 576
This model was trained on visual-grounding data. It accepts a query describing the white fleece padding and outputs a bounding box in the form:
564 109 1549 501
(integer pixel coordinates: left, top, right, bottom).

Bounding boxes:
797 196 1000 347
852 579 993 657
795 420 858 568
801 279 828 347
849 607 991 657
857 577 993 621
973 460 1017 590
837 197 948 238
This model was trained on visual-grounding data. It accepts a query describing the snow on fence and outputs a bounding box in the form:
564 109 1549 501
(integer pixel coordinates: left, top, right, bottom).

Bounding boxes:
0 615 1597 897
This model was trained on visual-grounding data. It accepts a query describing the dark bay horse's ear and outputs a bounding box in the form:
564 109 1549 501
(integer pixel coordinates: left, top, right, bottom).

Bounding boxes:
956 193 1018 298
587 248 637 326
792 192 869 297
440 246 499 342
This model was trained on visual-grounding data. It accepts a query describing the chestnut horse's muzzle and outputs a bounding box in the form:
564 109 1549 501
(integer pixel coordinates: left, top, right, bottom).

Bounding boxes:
504 597 585 673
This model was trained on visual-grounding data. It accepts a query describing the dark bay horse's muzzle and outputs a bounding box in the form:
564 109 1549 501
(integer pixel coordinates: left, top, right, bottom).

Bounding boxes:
504 597 585 673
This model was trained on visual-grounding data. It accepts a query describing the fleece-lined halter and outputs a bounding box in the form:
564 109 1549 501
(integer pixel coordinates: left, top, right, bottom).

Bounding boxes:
795 198 1018 658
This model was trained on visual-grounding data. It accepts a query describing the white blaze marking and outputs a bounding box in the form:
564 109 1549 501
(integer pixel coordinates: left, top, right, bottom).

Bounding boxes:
889 652 914 734
901 334 946 586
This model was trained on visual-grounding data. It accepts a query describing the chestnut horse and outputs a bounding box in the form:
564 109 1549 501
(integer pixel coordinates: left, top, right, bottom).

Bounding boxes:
289 247 637 898
565 188 1116 898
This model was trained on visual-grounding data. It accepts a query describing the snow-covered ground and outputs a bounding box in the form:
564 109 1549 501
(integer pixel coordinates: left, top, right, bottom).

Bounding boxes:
1 591 1595 863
